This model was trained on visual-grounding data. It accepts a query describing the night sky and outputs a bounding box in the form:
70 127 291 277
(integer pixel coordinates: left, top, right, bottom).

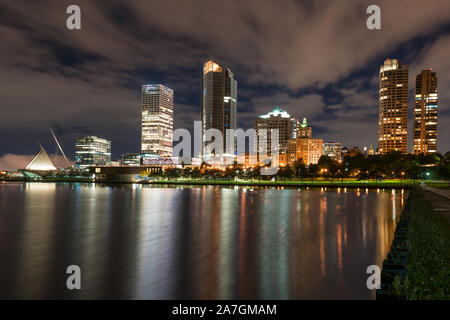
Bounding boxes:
1 0 450 170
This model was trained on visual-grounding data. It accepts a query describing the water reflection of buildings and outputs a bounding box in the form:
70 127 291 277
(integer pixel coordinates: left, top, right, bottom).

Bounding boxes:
14 183 57 297
1 184 408 299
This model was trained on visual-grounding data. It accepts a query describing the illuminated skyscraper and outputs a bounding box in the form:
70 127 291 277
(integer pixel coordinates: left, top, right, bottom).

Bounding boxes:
378 59 408 154
141 84 173 156
413 69 438 154
201 59 237 156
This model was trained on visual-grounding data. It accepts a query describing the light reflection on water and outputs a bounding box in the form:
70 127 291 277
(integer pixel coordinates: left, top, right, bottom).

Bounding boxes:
0 182 406 299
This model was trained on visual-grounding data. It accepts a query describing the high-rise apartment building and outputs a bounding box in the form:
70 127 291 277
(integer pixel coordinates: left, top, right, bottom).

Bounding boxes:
141 84 173 156
413 69 438 154
378 59 409 154
255 108 295 155
75 136 111 167
201 59 237 156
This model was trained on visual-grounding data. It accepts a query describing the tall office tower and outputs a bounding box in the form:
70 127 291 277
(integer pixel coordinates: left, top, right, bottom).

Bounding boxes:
141 84 173 156
378 59 409 154
255 108 294 155
75 136 111 168
201 59 237 156
413 69 438 154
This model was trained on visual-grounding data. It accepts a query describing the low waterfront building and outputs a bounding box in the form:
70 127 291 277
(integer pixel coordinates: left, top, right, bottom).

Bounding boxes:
322 142 342 161
122 153 141 166
288 138 323 166
287 118 322 165
26 146 57 171
75 136 111 168
21 146 57 178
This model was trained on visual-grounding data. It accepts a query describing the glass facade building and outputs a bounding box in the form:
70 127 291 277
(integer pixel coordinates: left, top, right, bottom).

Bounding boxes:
413 70 438 154
75 136 111 168
201 59 237 156
141 84 173 156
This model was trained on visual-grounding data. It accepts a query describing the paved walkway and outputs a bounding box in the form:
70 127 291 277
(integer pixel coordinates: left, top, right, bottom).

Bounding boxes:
420 183 450 200
419 184 450 225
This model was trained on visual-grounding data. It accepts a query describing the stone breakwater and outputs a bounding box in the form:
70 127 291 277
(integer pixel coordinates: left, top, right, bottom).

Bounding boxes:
376 193 411 300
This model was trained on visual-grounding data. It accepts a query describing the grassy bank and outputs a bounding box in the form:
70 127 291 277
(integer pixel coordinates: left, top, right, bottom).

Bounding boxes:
394 188 450 299
0 177 93 183
143 178 416 188
425 181 450 190
0 177 425 189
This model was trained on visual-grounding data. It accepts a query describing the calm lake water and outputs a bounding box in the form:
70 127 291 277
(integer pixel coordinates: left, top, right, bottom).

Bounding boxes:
0 182 406 299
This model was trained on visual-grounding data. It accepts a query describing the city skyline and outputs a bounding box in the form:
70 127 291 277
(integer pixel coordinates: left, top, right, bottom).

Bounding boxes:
0 2 449 303
1 1 450 170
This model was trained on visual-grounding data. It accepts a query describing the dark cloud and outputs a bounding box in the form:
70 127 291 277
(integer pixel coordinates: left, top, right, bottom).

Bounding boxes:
0 0 449 168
